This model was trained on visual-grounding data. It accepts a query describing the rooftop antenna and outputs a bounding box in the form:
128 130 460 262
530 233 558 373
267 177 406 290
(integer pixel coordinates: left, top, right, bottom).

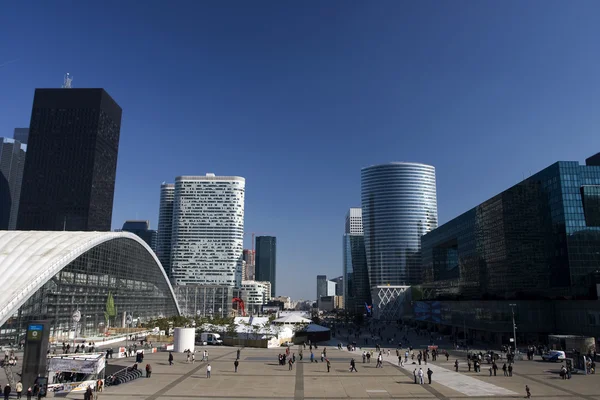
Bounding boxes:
62 73 73 88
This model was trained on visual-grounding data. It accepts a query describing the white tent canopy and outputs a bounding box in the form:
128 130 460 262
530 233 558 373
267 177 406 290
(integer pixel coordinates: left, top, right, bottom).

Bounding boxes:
273 314 312 325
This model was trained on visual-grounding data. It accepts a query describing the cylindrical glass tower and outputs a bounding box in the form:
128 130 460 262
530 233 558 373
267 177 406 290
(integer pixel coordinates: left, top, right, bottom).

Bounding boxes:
361 162 438 286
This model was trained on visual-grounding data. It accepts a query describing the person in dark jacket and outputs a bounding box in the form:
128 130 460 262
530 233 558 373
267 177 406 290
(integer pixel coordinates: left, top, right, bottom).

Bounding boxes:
168 351 174 365
146 363 152 378
3 384 11 400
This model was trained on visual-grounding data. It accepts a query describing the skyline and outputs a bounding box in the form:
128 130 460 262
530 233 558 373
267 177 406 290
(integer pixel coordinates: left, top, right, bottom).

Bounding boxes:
2 2 600 299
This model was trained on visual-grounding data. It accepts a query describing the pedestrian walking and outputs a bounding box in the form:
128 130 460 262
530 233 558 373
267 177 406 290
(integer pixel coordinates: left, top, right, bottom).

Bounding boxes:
418 368 424 384
454 360 459 372
288 358 293 370
508 364 513 377
26 388 32 400
326 358 331 372
146 364 152 378
168 351 173 365
4 384 11 400
234 360 239 372
321 352 324 362
191 352 195 363
525 385 531 398
349 358 358 372
206 364 212 378
16 381 22 399
427 368 433 384
310 352 315 363
237 348 241 360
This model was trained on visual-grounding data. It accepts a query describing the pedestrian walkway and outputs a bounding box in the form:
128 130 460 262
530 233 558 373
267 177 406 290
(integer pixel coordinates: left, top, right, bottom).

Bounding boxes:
388 359 519 397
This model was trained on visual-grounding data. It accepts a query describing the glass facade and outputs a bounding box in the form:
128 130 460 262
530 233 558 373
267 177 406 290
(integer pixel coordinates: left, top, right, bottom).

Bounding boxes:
157 183 175 278
255 236 276 297
0 138 26 230
361 163 438 286
0 237 179 344
121 220 157 252
173 285 232 318
421 160 600 300
18 89 121 231
343 234 371 315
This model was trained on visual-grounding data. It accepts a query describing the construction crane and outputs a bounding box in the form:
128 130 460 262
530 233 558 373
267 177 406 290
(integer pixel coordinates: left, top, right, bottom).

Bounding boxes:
243 232 271 252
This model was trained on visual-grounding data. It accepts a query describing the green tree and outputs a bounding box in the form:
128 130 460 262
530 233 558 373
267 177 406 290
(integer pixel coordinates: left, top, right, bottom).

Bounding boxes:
104 292 117 328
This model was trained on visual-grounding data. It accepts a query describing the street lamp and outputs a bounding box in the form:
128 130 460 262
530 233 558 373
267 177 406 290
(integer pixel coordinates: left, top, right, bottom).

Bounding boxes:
509 304 517 358
72 309 81 350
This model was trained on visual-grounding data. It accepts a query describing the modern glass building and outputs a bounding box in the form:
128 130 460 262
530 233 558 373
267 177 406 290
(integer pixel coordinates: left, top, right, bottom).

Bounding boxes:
421 157 600 300
0 231 180 344
157 183 175 278
170 174 245 287
0 138 26 230
173 285 232 318
255 236 277 297
18 89 121 231
121 220 157 252
343 234 371 315
361 162 438 286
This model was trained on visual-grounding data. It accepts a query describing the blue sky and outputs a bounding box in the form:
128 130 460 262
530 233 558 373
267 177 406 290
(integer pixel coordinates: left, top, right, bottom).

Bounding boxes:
2 1 600 300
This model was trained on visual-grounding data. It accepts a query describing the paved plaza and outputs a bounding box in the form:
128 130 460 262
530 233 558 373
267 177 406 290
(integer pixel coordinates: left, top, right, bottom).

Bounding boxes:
57 343 600 400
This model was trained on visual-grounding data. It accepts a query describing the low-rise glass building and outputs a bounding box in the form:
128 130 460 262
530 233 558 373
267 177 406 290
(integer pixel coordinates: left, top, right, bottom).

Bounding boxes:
0 231 180 344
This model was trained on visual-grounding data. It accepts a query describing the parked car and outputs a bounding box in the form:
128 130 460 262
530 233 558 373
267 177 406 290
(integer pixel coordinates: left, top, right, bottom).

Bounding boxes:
542 350 566 362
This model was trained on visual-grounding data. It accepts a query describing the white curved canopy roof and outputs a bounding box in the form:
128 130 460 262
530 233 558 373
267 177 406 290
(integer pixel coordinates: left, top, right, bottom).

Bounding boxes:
273 314 312 324
0 231 180 327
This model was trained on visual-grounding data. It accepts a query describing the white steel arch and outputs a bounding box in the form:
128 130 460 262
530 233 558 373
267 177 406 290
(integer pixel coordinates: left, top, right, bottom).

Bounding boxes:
0 231 180 327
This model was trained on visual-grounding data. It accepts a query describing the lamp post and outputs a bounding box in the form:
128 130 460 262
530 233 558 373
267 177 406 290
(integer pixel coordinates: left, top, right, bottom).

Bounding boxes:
509 304 517 357
126 314 133 354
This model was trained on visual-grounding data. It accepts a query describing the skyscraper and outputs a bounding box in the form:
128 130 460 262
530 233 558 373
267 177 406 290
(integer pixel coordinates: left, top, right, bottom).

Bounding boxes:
17 89 122 231
0 138 26 230
157 183 175 277
243 249 255 280
170 174 245 287
316 275 328 300
345 207 363 234
255 236 277 297
13 128 29 144
361 162 437 286
121 220 157 251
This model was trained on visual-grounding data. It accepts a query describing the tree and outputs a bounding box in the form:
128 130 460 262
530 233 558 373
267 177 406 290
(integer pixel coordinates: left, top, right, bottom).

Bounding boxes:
104 292 117 328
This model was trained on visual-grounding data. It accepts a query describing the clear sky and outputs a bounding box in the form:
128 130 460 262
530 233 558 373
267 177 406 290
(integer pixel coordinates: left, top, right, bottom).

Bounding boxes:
2 1 600 300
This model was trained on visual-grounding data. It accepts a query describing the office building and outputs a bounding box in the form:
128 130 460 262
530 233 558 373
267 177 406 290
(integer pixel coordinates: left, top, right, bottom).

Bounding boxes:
345 208 363 234
17 89 122 231
121 220 157 251
413 155 600 344
243 249 255 280
343 234 371 314
331 276 344 296
361 162 438 286
316 275 328 300
0 138 26 230
13 128 29 145
255 236 277 297
157 183 175 277
170 174 245 287
240 280 271 315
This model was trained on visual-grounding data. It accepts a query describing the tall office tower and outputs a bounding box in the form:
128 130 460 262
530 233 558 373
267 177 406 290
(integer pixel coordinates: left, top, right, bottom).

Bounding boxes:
361 162 437 286
17 89 122 231
243 249 255 280
255 236 277 297
13 128 29 144
0 138 26 229
157 183 175 277
122 220 157 251
170 174 245 287
345 207 363 234
331 276 344 296
316 275 328 300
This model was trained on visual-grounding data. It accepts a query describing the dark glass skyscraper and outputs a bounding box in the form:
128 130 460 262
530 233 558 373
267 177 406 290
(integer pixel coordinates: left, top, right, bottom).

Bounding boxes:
0 138 26 230
157 183 175 278
361 162 438 286
255 236 276 297
421 157 600 300
17 89 122 231
122 220 157 251
343 234 371 314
